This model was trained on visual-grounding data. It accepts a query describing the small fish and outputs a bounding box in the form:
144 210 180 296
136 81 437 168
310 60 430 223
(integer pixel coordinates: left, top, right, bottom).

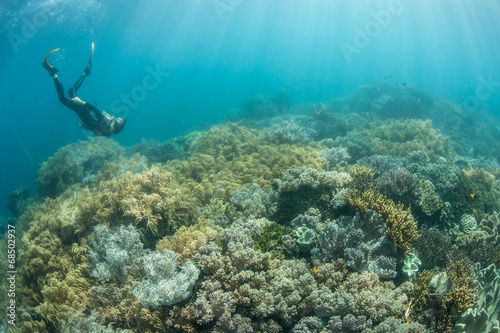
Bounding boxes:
403 83 408 86
470 193 475 198
312 267 318 275
417 98 421 103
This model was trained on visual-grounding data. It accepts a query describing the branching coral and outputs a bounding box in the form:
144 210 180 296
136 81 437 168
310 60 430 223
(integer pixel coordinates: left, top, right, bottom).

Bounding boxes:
346 189 420 254
445 261 478 313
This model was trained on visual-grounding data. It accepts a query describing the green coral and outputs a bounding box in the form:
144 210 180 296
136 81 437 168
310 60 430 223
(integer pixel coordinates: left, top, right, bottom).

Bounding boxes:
252 222 289 259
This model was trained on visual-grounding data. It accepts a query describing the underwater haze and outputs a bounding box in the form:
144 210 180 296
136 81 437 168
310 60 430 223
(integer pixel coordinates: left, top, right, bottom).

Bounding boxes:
1 0 499 217
2 1 500 332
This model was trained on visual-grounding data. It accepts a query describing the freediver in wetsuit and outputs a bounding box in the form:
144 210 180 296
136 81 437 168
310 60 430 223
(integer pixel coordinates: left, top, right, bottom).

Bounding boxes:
41 43 126 136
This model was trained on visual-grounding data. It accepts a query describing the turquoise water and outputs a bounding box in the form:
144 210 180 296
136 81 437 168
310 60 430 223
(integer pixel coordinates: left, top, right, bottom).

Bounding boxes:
1 1 499 216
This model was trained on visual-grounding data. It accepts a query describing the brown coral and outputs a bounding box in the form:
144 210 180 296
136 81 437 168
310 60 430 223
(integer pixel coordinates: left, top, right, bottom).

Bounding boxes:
445 261 478 313
346 189 420 254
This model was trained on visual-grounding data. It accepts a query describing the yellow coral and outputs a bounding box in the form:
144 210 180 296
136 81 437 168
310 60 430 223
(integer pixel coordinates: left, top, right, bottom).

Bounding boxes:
167 123 327 204
156 219 222 263
349 165 376 192
346 189 420 254
445 261 478 313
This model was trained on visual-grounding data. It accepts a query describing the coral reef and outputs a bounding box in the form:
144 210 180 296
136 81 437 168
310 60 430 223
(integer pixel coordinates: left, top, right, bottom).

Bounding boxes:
156 219 222 263
131 137 189 164
7 186 29 216
132 249 199 308
453 264 500 333
346 189 420 254
168 123 327 204
229 183 278 219
312 210 397 279
5 84 500 332
36 137 124 197
275 166 351 224
347 119 454 163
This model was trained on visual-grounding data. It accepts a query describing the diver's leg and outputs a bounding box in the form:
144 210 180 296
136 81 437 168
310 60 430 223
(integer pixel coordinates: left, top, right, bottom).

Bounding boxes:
68 74 86 98
68 43 94 97
52 74 70 104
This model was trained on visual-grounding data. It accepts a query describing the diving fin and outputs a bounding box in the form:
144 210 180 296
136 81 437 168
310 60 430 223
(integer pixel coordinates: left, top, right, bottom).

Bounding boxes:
41 48 60 76
84 42 94 76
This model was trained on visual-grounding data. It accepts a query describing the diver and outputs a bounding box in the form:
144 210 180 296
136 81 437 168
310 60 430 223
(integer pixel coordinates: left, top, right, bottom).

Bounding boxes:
41 43 126 136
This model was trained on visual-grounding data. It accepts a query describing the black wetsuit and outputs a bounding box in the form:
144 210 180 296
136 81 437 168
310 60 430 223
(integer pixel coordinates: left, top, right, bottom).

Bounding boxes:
52 73 113 136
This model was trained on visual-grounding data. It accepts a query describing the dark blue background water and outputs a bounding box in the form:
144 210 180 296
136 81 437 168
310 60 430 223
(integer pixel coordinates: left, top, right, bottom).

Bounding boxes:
1 0 499 217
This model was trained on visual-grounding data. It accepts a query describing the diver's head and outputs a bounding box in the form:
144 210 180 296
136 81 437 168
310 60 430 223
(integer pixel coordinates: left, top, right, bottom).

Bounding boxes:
111 117 127 134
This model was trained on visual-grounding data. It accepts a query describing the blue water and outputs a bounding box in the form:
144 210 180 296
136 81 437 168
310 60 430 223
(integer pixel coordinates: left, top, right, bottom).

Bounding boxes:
1 0 499 217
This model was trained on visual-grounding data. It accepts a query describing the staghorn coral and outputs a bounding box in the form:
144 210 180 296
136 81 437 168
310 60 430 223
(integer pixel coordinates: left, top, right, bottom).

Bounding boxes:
346 189 420 254
349 165 376 192
311 210 397 279
414 228 453 270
